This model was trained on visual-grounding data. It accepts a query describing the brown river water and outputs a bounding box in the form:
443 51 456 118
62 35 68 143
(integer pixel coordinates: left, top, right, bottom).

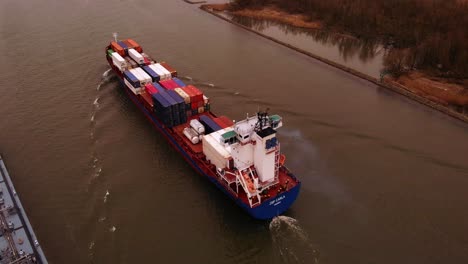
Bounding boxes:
0 0 467 263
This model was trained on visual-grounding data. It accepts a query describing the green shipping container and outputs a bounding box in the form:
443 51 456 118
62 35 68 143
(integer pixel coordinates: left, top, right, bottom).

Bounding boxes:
107 49 114 57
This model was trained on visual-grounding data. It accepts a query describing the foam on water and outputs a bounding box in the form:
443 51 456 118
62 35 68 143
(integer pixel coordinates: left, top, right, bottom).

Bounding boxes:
97 68 113 91
103 190 110 203
93 97 100 107
102 68 111 78
269 216 320 264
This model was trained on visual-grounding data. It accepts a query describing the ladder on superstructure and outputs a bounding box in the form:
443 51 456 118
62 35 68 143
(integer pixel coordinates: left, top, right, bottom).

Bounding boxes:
237 168 261 207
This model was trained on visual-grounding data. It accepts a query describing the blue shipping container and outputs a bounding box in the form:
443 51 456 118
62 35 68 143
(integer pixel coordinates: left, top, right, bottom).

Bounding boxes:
159 90 177 108
152 82 166 93
142 66 160 82
172 77 186 87
123 71 140 88
167 90 185 105
118 41 129 56
179 111 187 124
118 41 128 50
167 90 186 125
152 93 174 127
158 91 180 125
199 115 222 134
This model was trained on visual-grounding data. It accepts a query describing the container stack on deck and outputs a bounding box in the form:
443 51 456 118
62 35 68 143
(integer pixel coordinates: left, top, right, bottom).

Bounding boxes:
107 39 212 128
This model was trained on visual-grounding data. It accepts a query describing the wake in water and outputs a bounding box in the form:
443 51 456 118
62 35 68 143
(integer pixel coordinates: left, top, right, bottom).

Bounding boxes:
93 97 100 108
270 216 319 264
203 82 215 87
177 75 220 89
102 68 111 78
97 68 113 91
103 190 110 203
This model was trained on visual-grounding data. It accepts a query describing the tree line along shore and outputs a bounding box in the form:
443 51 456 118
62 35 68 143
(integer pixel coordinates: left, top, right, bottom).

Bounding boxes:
201 0 468 114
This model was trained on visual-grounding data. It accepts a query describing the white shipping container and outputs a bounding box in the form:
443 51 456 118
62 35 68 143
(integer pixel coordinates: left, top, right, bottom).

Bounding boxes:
128 49 144 65
113 61 124 72
203 147 227 169
202 133 231 170
153 63 171 80
130 68 151 85
148 64 166 81
111 53 127 70
174 88 190 104
124 78 141 95
111 52 125 64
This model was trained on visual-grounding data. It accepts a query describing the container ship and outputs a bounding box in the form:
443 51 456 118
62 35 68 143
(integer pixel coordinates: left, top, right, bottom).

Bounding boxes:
105 37 301 220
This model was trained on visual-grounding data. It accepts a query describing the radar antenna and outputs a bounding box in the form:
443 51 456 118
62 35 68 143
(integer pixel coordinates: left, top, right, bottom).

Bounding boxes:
254 108 270 132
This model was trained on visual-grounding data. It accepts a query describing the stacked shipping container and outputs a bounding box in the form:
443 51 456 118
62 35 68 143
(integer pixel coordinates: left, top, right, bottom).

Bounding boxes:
110 39 213 129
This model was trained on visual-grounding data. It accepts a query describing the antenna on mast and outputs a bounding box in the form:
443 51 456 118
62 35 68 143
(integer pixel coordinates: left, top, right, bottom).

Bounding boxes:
113 32 118 42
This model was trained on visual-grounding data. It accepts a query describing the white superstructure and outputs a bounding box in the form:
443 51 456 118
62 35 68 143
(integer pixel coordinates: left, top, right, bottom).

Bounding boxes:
200 112 284 207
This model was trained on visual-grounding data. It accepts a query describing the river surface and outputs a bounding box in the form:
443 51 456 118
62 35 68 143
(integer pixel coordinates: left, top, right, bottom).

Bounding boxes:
0 0 467 263
221 13 385 78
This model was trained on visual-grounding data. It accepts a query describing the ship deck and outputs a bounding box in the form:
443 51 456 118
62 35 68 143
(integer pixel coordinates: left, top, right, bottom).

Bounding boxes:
171 112 220 154
0 155 47 264
171 115 299 207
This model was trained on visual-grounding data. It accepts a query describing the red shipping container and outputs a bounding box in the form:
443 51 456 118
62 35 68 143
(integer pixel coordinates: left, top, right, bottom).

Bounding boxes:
110 41 125 57
126 39 143 53
186 85 203 103
191 102 198 110
213 117 228 128
140 92 153 110
197 101 203 108
181 86 195 103
160 62 177 77
123 40 134 49
218 116 233 127
144 83 158 95
169 80 179 89
144 58 151 65
160 79 178 90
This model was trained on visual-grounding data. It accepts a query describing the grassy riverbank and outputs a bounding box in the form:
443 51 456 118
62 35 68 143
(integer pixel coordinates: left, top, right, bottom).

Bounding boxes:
202 4 321 29
201 2 468 116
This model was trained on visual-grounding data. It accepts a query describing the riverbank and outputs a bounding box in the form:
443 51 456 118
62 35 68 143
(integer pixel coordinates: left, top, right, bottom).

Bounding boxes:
202 4 321 29
390 72 468 107
200 4 468 123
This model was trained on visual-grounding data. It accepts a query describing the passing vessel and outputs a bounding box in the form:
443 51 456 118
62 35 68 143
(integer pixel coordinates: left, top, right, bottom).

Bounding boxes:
105 37 300 219
0 155 48 263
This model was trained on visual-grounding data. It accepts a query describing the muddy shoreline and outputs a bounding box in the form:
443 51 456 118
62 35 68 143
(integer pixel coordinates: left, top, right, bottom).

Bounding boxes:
200 4 468 123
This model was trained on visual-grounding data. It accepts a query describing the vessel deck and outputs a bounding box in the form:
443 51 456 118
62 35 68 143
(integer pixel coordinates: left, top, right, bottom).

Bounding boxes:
0 155 47 264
